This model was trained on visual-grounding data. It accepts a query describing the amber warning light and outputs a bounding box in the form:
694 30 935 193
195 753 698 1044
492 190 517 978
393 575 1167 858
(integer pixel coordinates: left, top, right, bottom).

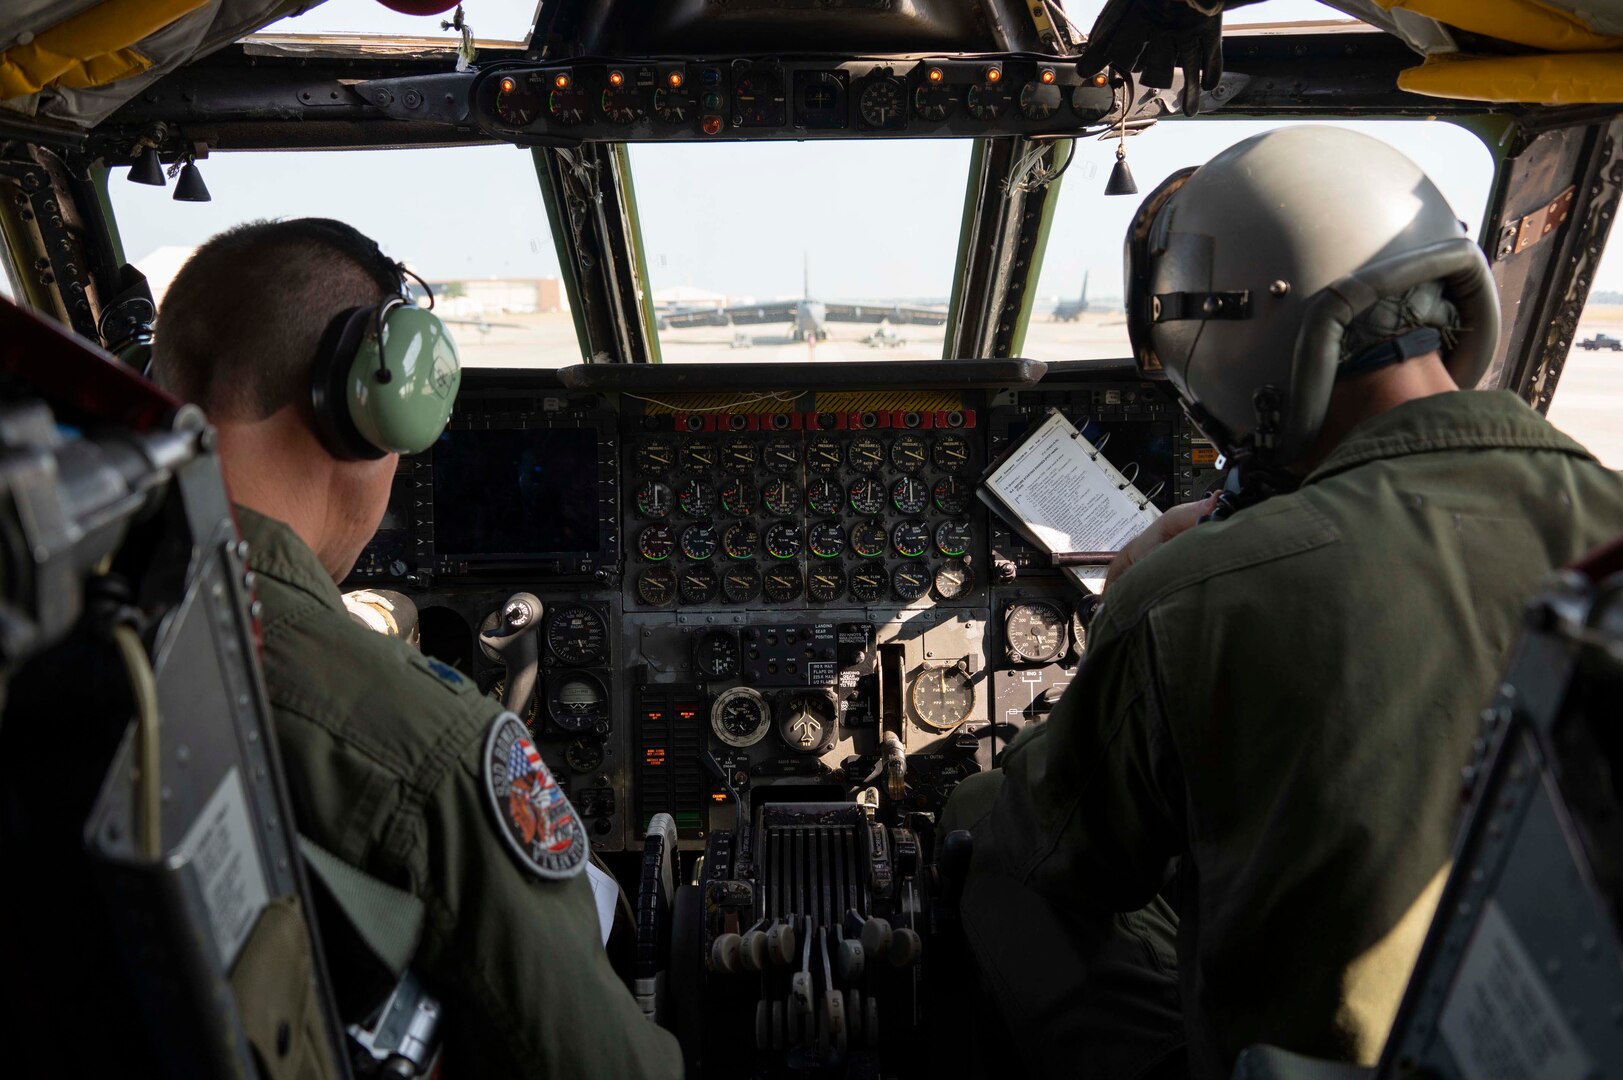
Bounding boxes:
1092 72 1109 86
554 72 571 89
985 67 1002 83
1040 68 1055 84
499 77 516 93
668 71 685 88
609 70 625 87
927 67 944 83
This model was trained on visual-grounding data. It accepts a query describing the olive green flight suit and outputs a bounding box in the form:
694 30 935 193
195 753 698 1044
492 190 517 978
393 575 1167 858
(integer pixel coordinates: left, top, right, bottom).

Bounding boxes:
237 507 683 1079
947 390 1623 1079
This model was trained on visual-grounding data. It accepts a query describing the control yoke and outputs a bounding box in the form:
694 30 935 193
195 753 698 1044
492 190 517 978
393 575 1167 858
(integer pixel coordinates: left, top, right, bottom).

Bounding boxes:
479 592 543 716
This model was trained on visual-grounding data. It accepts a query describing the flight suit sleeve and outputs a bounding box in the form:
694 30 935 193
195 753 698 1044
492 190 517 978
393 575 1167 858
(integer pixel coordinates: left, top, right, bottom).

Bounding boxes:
982 606 1186 914
409 709 684 1079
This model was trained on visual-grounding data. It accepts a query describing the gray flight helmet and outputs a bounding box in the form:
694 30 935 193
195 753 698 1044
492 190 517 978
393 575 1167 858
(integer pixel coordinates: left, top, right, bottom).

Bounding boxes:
1125 126 1500 467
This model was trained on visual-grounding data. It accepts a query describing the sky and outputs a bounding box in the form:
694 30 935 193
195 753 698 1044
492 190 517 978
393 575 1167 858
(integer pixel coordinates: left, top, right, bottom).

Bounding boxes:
106 0 1622 303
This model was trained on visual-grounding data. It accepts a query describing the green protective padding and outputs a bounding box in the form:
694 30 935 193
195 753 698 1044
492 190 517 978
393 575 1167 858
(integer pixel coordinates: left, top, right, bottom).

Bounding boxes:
348 304 461 455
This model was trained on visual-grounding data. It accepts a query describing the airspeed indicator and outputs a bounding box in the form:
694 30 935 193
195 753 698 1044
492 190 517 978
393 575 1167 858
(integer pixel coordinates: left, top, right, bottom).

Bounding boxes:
858 77 906 129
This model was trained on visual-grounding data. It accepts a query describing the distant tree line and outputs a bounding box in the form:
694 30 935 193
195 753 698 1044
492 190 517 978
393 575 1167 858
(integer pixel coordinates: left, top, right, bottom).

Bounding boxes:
1591 290 1623 304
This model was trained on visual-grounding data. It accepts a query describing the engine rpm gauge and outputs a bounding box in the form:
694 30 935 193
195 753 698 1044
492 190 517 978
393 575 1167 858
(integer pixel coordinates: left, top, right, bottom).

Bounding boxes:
808 521 846 559
693 629 741 680
849 564 889 603
892 520 931 558
932 475 973 514
679 566 718 604
892 564 931 601
764 478 800 517
636 567 676 607
848 477 884 516
807 565 846 602
711 686 771 747
807 476 843 516
857 77 906 128
891 476 929 515
545 605 607 666
764 522 802 560
909 666 976 731
635 480 672 519
680 523 719 561
807 436 842 472
723 524 759 560
721 480 757 517
847 436 884 474
638 523 675 561
1004 600 1069 665
762 567 802 603
762 437 798 474
890 434 928 473
636 439 676 476
933 434 972 474
722 566 762 604
678 478 715 516
550 672 607 731
935 520 972 557
850 522 888 559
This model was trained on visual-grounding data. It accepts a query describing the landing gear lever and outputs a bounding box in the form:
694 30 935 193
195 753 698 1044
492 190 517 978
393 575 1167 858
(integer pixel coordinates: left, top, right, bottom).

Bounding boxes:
479 592 542 716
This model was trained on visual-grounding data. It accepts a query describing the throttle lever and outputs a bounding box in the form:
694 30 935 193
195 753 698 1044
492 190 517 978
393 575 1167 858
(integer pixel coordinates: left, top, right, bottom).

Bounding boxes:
479 592 542 717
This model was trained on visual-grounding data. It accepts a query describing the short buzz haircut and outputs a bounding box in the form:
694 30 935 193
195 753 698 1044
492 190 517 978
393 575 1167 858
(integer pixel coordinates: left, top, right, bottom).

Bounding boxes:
152 218 402 420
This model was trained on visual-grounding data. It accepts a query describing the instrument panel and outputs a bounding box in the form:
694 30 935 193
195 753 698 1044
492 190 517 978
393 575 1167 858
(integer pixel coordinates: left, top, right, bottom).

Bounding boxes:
345 363 1222 852
473 57 1120 144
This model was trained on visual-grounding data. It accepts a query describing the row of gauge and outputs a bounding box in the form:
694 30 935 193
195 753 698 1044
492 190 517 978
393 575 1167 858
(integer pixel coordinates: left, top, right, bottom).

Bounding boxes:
630 432 976 479
635 518 972 562
633 558 975 606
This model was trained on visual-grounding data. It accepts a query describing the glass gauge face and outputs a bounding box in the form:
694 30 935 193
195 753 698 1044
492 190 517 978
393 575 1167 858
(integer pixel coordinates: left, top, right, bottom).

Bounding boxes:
808 521 846 559
551 673 606 731
933 475 973 514
546 605 607 665
733 66 785 126
764 522 802 560
548 83 590 125
966 82 1012 120
849 564 889 603
635 480 673 519
723 523 759 560
764 478 800 516
601 81 639 124
1071 82 1112 121
913 82 957 122
678 478 715 516
679 565 718 604
892 564 931 601
891 476 929 515
890 434 929 473
494 82 543 126
1005 600 1069 664
1072 595 1098 656
847 435 884 473
637 567 676 606
910 666 976 731
636 439 676 476
681 440 716 473
762 566 802 603
850 522 888 559
778 693 834 754
638 523 675 561
762 437 798 474
857 78 906 127
807 435 842 472
935 519 973 557
693 629 740 679
722 436 758 473
848 477 884 516
487 678 539 727
711 686 771 747
652 85 693 122
1018 80 1063 120
806 476 843 515
564 735 603 773
933 434 972 474
807 565 846 602
721 479 757 517
892 520 930 558
722 566 762 604
680 522 718 560
933 561 973 600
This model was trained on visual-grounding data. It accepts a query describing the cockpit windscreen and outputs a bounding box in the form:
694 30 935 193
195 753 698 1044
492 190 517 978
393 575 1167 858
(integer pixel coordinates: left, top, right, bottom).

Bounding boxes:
433 429 600 558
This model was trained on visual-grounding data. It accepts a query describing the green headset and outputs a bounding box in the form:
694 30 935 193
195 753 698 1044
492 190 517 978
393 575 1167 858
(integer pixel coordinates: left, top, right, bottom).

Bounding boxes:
307 227 462 461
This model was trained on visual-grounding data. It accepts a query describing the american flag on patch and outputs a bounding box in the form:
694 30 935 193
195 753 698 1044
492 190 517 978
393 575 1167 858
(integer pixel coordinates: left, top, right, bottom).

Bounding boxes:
507 736 542 781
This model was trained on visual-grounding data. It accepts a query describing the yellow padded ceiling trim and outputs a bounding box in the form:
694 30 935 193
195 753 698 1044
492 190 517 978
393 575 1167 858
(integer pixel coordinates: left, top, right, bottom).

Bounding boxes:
1398 51 1623 103
1373 0 1622 52
0 0 212 98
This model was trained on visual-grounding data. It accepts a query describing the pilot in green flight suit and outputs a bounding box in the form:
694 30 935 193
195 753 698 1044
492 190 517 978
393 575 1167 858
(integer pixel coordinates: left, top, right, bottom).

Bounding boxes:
152 218 682 1078
943 127 1623 1080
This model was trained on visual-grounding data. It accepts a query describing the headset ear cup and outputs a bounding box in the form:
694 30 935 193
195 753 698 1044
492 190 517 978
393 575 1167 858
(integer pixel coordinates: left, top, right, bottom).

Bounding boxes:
309 306 388 461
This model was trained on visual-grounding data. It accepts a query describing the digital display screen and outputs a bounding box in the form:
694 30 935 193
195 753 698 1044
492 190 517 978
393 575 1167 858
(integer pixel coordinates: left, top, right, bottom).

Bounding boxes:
433 428 601 558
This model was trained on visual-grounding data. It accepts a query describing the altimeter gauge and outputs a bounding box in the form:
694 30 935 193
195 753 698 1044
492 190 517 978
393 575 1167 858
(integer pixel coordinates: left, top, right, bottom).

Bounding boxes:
1003 599 1068 665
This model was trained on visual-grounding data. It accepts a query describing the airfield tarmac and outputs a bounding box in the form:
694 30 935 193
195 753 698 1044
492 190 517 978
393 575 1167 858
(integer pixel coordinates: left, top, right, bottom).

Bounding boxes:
453 307 1623 469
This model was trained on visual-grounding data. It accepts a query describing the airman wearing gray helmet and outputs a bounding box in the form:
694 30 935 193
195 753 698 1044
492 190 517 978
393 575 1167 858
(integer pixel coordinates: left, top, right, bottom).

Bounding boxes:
943 126 1623 1079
